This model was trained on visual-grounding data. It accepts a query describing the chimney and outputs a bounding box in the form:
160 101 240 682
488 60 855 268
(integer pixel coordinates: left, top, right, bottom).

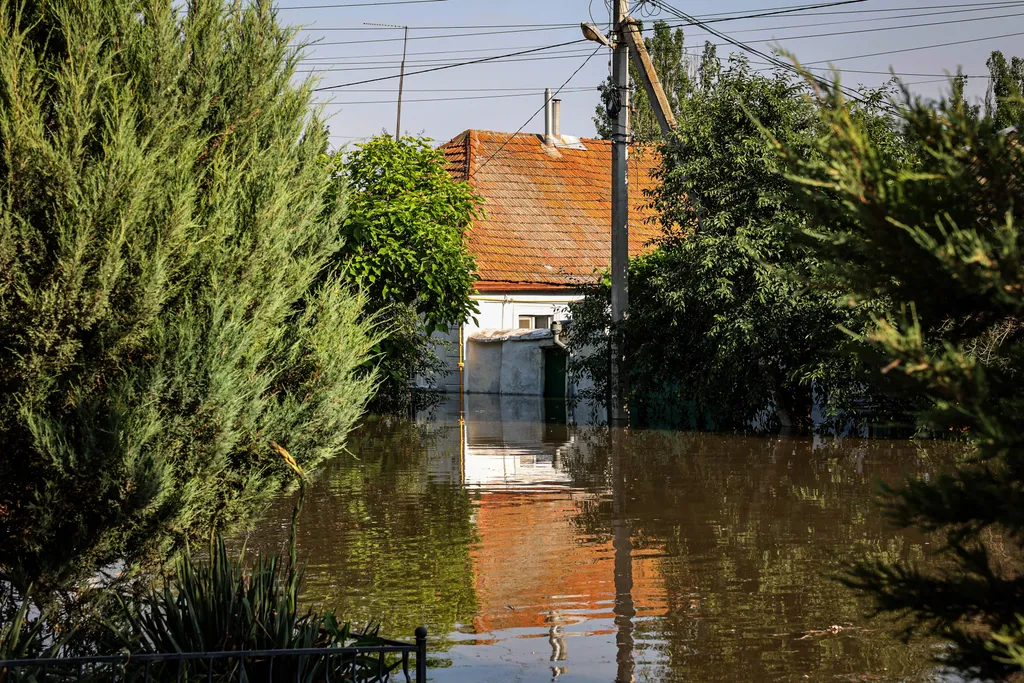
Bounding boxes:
543 88 555 146
551 98 561 140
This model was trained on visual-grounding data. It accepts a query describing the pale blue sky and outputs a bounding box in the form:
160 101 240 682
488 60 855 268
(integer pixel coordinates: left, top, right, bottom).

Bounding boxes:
275 0 1024 148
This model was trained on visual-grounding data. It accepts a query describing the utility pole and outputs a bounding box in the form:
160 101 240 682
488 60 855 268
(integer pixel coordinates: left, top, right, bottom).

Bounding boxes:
397 25 408 137
582 7 675 428
609 0 631 429
364 23 408 138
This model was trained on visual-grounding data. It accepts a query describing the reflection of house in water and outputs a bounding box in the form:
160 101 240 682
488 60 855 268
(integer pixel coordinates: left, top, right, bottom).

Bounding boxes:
462 394 574 489
418 394 665 674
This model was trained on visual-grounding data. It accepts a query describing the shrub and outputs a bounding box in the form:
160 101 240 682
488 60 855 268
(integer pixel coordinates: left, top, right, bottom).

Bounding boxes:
0 0 376 595
786 74 1024 678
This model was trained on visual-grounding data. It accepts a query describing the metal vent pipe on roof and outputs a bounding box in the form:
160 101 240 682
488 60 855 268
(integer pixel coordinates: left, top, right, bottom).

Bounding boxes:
551 98 561 140
544 88 555 146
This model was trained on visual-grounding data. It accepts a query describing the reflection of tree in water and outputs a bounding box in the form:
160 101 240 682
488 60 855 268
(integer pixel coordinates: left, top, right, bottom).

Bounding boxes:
237 415 478 650
559 427 966 682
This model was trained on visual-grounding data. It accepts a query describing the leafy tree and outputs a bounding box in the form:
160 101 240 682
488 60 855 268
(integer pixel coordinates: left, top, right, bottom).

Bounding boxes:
593 21 695 143
572 54 904 431
784 74 1024 678
950 67 981 120
985 50 1024 130
0 0 375 596
326 136 480 408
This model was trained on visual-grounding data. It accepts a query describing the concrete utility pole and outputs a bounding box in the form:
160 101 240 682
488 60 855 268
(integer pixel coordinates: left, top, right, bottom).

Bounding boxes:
609 0 631 429
396 25 408 137
582 6 676 428
364 23 408 137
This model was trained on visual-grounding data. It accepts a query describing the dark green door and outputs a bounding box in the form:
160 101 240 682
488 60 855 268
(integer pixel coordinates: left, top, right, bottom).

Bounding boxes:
543 348 567 399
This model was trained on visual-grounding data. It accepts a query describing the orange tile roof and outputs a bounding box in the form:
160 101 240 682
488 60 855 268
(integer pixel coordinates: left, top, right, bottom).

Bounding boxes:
440 130 662 288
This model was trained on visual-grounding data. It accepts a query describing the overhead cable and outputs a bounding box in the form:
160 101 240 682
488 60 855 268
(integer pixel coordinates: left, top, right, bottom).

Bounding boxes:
313 40 588 91
317 89 593 105
804 28 1024 63
471 47 603 179
650 0 896 114
301 0 870 42
301 7 1024 71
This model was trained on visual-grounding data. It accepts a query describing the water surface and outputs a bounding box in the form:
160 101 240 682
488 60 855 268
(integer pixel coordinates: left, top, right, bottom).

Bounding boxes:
239 395 966 682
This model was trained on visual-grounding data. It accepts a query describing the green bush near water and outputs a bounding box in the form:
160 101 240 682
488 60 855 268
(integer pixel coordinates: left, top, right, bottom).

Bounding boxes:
324 136 481 410
570 50 906 431
0 0 376 598
784 69 1024 679
2 537 399 682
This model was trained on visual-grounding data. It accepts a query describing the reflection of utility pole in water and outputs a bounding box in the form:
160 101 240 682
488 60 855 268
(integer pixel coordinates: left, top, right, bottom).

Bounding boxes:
611 428 635 683
548 610 568 678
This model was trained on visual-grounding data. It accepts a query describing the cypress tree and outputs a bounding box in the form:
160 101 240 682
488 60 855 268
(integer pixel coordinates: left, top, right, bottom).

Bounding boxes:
786 79 1024 678
0 0 375 593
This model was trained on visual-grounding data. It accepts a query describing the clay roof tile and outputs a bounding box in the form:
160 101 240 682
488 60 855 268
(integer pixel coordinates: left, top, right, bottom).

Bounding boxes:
438 129 661 288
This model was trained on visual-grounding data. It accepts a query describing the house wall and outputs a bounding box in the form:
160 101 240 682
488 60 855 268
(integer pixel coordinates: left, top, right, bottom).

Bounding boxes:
419 291 583 395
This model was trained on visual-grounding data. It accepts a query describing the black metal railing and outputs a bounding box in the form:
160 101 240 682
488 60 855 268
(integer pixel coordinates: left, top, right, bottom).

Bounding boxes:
0 627 427 683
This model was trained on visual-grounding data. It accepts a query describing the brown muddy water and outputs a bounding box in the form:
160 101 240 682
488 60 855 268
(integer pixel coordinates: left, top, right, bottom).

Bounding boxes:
236 395 970 682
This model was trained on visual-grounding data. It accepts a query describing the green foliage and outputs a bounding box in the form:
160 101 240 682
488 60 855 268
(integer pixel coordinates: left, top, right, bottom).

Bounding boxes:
325 136 480 407
0 0 376 596
118 537 391 672
785 71 1024 678
573 56 904 431
0 587 66 661
991 615 1024 668
0 540 395 683
593 21 695 143
985 50 1024 130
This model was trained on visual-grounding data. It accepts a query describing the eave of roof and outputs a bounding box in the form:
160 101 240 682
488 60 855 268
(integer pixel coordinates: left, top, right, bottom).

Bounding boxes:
473 280 580 294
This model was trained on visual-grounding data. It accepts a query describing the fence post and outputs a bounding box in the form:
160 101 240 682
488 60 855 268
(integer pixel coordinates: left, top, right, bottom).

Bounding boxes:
414 626 427 682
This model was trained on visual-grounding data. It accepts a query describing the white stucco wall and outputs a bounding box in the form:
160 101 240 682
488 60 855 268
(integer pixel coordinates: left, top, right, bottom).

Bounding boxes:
421 291 583 395
465 292 579 394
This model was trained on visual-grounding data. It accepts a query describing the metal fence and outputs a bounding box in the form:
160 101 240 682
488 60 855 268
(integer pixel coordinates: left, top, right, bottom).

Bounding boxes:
0 627 427 683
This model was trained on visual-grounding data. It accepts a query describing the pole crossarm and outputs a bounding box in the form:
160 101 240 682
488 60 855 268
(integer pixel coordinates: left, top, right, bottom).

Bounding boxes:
621 16 676 138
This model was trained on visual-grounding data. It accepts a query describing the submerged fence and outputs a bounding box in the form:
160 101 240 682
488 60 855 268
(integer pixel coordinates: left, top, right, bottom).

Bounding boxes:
0 628 427 683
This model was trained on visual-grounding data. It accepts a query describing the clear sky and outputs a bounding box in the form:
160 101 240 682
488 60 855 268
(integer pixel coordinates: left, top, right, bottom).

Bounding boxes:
274 0 1024 149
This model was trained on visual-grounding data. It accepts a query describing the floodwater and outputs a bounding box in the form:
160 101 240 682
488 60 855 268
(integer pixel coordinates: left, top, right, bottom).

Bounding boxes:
238 395 969 682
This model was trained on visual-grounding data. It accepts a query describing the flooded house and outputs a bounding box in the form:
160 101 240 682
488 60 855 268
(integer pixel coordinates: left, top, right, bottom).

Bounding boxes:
427 97 661 402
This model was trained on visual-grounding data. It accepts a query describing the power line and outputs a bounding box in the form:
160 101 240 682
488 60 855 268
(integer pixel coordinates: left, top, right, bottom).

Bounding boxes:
300 42 570 61
301 10 1024 82
317 89 594 105
321 86 603 93
299 0 870 42
299 48 600 73
298 4 1024 68
471 47 603 179
306 25 573 46
313 39 588 91
747 61 982 78
805 28 1024 64
757 0 1024 16
720 1 1024 37
292 0 1024 20
294 1 863 30
732 8 1024 45
649 0 895 114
